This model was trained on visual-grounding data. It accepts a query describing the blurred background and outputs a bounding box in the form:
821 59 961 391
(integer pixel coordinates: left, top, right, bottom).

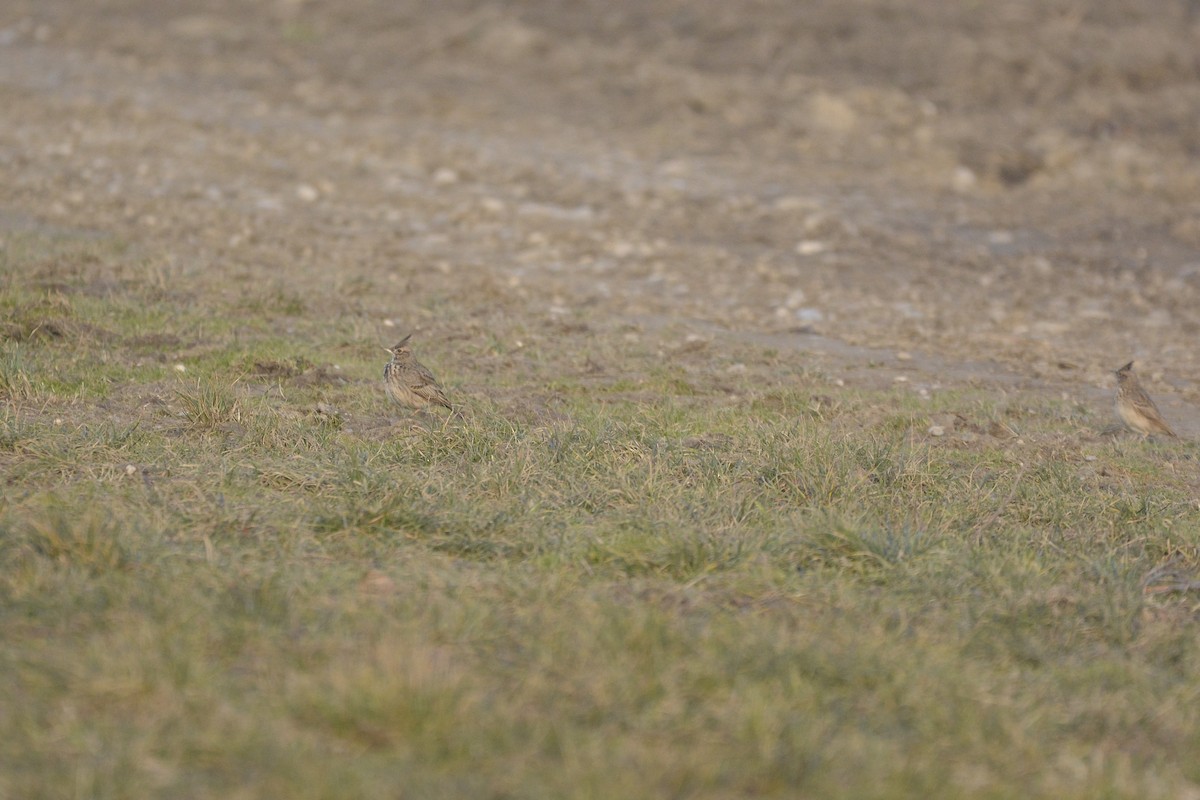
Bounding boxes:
3 0 1200 391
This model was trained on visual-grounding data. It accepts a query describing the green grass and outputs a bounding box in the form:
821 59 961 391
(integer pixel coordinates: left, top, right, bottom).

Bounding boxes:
3 235 1200 798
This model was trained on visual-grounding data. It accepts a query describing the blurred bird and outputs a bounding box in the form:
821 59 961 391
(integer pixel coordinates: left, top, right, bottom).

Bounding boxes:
1114 361 1176 438
383 334 452 413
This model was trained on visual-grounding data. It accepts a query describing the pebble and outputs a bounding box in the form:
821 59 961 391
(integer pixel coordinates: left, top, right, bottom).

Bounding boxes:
951 166 977 192
432 167 459 186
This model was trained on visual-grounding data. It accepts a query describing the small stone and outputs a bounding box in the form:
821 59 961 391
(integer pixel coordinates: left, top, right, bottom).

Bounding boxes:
952 166 977 192
125 464 138 475
928 425 945 437
295 183 319 202
173 364 186 373
896 351 912 361
795 240 826 255
432 167 459 185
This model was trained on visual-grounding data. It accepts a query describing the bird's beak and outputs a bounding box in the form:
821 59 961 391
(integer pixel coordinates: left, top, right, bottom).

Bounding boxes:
381 346 393 353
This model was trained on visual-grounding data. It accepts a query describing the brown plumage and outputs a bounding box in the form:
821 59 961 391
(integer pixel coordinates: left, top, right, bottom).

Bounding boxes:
383 334 452 412
1114 361 1176 438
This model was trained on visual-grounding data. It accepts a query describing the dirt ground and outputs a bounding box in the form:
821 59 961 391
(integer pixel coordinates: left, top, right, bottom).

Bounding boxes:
3 0 1200 430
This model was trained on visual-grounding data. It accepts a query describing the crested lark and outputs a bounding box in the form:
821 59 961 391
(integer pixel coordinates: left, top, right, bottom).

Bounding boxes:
383 334 452 413
1114 361 1176 438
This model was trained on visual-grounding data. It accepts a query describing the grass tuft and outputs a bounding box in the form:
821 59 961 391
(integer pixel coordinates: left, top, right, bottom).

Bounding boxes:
175 380 243 430
0 346 39 402
3 497 133 576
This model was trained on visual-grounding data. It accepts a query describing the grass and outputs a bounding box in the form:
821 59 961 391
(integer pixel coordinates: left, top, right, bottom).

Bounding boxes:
3 234 1200 799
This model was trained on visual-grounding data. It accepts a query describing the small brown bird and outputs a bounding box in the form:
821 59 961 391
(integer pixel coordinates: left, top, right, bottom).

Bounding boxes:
383 334 452 412
1114 361 1176 438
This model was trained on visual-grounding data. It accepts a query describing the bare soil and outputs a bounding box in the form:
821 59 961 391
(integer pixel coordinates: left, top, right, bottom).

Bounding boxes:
3 0 1200 430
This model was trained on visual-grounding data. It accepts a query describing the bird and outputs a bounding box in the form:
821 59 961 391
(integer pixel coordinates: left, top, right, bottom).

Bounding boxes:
382 334 452 413
1114 361 1176 438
